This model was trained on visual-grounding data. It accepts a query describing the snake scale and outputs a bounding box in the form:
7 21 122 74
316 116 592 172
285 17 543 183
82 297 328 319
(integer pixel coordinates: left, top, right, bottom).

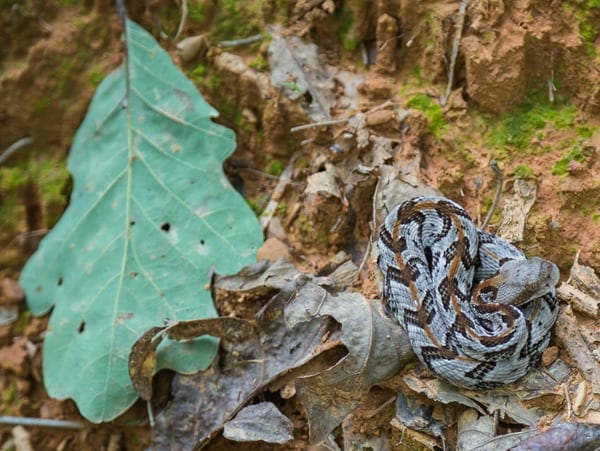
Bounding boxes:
377 196 559 389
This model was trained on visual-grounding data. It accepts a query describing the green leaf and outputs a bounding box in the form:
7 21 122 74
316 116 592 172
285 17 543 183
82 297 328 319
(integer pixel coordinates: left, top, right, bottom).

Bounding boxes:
19 19 263 422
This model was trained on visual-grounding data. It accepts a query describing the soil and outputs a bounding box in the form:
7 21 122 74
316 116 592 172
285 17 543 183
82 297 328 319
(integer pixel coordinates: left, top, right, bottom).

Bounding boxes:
1 0 599 449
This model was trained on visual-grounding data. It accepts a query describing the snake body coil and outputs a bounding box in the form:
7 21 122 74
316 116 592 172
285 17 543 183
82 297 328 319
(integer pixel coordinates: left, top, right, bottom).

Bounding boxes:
377 196 559 388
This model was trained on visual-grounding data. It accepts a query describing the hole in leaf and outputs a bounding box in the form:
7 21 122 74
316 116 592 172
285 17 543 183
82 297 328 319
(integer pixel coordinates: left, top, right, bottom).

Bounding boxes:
161 222 171 232
200 239 205 245
78 321 86 334
130 220 136 226
57 277 63 286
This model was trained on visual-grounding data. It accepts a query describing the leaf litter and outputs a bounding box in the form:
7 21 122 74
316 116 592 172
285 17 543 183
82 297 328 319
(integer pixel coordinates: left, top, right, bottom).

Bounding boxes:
5 1 600 449
137 42 600 449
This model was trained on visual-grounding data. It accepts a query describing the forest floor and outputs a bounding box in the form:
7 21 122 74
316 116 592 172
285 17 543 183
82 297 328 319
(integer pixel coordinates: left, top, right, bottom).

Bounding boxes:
1 0 600 449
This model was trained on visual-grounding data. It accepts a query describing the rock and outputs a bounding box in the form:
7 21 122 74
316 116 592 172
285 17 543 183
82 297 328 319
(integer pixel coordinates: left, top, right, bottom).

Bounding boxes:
175 35 208 62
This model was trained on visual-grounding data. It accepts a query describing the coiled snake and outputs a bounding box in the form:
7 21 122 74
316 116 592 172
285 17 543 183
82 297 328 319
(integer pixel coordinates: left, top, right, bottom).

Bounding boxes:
377 196 559 388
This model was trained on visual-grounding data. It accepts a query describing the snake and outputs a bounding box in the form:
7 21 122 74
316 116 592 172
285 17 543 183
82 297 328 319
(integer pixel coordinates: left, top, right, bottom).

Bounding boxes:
377 196 559 389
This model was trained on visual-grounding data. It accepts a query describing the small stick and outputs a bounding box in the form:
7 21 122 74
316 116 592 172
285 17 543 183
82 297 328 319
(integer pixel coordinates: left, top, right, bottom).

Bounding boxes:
218 34 263 48
259 153 299 232
290 118 349 133
173 0 188 41
440 0 468 106
0 416 85 430
0 137 34 165
481 159 503 230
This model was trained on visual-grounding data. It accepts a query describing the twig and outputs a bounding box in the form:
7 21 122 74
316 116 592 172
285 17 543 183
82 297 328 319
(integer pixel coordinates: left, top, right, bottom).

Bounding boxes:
237 167 302 186
481 159 503 230
259 153 300 232
548 49 556 103
290 118 349 133
173 0 187 41
0 416 85 430
440 0 468 106
563 383 572 419
218 34 263 48
0 137 34 165
291 100 398 133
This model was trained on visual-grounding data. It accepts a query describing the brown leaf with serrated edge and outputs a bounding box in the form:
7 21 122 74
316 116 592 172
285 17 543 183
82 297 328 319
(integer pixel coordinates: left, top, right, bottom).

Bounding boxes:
128 326 166 401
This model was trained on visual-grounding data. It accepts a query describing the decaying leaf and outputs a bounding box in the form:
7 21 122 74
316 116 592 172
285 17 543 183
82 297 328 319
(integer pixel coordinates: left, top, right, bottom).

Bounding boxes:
133 260 412 449
511 422 600 451
268 28 335 121
149 276 332 449
222 402 294 444
292 291 411 444
497 178 537 242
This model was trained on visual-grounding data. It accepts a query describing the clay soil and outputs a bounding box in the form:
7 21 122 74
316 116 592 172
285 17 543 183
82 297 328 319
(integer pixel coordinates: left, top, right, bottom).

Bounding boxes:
1 0 600 449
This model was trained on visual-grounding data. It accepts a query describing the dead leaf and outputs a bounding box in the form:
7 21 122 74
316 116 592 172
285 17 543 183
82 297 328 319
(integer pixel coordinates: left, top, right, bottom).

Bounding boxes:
268 28 334 121
497 179 537 242
222 402 294 444
511 422 600 451
151 277 335 450
293 292 411 444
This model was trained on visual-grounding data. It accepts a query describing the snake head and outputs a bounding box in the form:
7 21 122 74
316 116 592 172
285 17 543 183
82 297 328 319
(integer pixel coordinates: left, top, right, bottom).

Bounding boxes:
495 257 560 305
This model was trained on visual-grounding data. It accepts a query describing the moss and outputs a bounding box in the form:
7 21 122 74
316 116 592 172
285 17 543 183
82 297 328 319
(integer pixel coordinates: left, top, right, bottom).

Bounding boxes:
188 2 206 22
335 2 360 52
248 54 269 71
412 65 424 85
513 164 534 179
87 68 105 87
551 146 590 175
485 98 578 153
576 125 595 138
0 156 69 230
266 160 283 176
189 64 206 82
406 93 447 138
211 0 263 41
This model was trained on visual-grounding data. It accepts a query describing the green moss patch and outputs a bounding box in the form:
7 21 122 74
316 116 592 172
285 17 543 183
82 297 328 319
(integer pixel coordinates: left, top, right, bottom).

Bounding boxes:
407 93 447 138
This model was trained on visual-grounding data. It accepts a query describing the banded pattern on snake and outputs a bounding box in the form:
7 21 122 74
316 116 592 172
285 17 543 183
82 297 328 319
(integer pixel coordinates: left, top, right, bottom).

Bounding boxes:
377 196 559 389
